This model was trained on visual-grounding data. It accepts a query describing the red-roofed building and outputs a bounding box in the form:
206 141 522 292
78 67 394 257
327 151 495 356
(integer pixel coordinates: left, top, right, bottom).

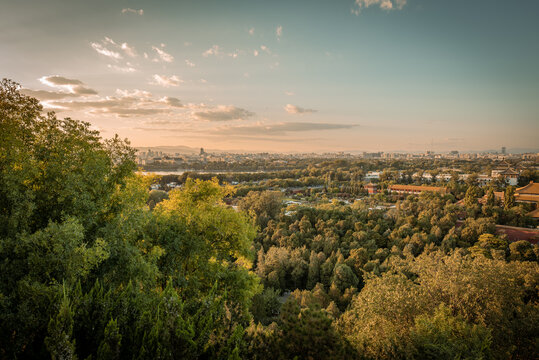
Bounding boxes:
515 182 539 219
364 183 378 195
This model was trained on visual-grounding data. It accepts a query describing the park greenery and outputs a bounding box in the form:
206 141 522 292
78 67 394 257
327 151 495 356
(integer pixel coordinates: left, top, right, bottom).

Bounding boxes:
1 79 538 359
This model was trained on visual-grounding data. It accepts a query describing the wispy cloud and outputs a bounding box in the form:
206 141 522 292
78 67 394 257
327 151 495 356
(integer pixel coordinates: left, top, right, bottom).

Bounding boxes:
284 104 317 114
151 74 182 87
40 76 84 86
248 27 255 35
121 43 137 57
185 59 196 67
213 121 355 136
107 64 137 73
39 75 98 95
91 37 138 60
122 8 143 15
194 106 254 121
91 42 122 59
160 96 183 108
115 89 152 98
202 45 240 58
21 89 81 101
285 91 295 96
260 45 271 54
352 0 407 15
276 25 283 40
152 45 174 63
203 45 222 57
44 88 183 118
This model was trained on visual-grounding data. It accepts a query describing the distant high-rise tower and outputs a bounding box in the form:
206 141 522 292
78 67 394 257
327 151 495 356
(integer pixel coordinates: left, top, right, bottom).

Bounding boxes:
200 147 205 155
501 146 506 155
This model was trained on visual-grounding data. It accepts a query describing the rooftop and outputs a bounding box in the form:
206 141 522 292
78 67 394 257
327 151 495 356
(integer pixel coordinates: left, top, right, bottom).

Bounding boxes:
516 181 539 195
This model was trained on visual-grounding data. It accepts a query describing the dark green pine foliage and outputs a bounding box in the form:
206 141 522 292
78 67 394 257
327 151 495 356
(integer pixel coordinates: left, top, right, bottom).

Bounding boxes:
44 286 78 360
97 319 122 360
277 299 355 360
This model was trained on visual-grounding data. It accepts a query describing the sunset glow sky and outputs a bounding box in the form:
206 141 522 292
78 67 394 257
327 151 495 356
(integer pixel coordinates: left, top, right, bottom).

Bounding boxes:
2 0 538 152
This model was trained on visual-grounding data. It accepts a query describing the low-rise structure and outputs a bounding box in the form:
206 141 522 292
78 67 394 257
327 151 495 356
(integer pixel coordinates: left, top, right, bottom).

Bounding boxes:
491 167 519 186
364 183 378 195
388 184 448 195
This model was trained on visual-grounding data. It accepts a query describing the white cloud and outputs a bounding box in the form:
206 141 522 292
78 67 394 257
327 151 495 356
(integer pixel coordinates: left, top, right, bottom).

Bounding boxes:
381 1 393 9
185 59 196 67
276 25 283 40
253 49 259 56
352 0 407 14
260 45 271 54
107 64 137 73
115 89 152 98
104 37 117 46
285 91 295 96
151 74 182 87
194 105 254 121
91 37 138 60
159 96 183 108
285 104 317 114
202 45 239 58
39 75 98 95
44 88 184 118
152 45 174 63
122 8 143 15
248 27 255 35
91 42 122 59
39 76 83 87
121 43 137 57
203 45 222 57
21 89 82 101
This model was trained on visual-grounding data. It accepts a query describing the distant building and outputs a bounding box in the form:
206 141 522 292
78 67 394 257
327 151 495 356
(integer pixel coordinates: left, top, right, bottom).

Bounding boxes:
364 183 378 195
364 171 381 181
515 181 539 206
388 184 448 195
491 167 519 186
200 147 205 155
477 174 493 187
501 146 506 155
479 182 539 220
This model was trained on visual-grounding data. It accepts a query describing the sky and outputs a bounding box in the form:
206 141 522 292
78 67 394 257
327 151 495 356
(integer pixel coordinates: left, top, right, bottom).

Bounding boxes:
1 0 538 153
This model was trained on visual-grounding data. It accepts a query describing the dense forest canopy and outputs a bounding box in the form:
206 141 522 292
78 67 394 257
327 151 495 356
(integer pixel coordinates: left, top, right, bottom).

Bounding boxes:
1 79 538 359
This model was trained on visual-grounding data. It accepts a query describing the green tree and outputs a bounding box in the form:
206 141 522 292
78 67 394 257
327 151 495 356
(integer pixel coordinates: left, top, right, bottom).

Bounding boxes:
238 190 283 227
148 189 169 210
338 251 539 360
409 304 492 360
504 186 515 210
149 178 260 316
45 288 78 360
278 299 355 360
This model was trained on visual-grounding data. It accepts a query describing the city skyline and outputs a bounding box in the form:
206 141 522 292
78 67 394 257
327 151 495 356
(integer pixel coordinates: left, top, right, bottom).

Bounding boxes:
2 0 538 152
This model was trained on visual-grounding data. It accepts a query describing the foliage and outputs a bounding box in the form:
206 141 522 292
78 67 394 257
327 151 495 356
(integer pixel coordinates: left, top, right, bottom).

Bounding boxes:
337 251 539 360
409 304 492 360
